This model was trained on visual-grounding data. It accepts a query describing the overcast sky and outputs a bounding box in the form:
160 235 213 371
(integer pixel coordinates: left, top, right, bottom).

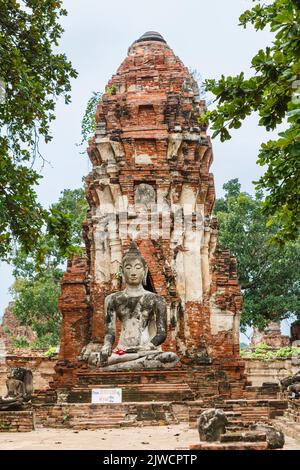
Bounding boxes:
1 1 284 336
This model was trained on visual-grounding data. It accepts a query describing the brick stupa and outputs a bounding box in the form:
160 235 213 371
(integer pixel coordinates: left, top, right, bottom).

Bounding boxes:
54 32 245 399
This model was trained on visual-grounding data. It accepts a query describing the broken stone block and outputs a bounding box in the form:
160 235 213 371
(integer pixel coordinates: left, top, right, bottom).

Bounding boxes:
197 408 228 442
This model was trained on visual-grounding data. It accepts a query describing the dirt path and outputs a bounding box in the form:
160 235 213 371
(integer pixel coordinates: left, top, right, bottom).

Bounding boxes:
0 424 299 450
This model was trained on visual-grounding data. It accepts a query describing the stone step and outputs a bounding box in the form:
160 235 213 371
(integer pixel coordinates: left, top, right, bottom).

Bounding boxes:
274 416 300 441
228 420 256 427
190 441 268 450
69 413 126 418
73 384 192 392
226 424 249 431
0 411 35 432
71 423 129 430
34 401 179 429
69 417 176 429
188 400 277 428
220 431 266 443
274 424 300 442
284 412 300 423
67 383 194 403
74 368 237 400
223 399 285 405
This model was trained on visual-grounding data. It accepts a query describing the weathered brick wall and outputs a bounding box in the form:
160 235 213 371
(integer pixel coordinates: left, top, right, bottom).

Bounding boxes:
0 410 34 432
0 350 56 397
34 402 180 429
58 257 90 363
244 358 300 387
286 398 300 423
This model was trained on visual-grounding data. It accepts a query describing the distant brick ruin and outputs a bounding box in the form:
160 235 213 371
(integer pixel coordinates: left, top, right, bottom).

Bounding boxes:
0 302 36 349
251 322 290 349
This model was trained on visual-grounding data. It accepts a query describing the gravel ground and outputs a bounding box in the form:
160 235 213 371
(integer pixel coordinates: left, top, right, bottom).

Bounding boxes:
0 424 299 450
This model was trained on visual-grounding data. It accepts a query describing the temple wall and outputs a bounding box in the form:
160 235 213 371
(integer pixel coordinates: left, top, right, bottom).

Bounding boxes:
0 350 56 396
2 354 297 395
58 257 90 362
3 353 299 397
244 358 300 387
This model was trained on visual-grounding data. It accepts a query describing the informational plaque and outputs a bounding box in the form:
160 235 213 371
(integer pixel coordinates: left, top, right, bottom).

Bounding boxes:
91 388 122 404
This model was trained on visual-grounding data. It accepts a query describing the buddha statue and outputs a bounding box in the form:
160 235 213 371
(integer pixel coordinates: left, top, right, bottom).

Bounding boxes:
80 242 179 371
0 368 33 410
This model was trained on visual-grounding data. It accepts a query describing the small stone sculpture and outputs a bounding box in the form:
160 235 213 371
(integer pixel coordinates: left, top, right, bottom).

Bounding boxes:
0 367 33 410
197 408 228 442
251 423 285 449
80 242 179 371
288 382 300 398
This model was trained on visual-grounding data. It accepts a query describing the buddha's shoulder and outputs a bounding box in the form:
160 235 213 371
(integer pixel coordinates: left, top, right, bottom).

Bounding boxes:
105 290 166 304
105 291 125 305
143 291 166 304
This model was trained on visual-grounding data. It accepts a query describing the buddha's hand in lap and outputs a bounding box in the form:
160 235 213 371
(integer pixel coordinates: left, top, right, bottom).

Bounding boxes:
137 343 158 356
143 342 157 351
100 344 112 365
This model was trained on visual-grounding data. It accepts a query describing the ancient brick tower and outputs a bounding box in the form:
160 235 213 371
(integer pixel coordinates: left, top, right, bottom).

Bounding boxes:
55 32 243 390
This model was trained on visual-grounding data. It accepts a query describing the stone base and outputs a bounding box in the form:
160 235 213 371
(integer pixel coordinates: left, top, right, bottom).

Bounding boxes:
0 410 35 432
220 430 266 443
286 398 300 423
41 361 290 432
31 397 289 431
63 370 195 403
34 402 188 429
53 360 247 404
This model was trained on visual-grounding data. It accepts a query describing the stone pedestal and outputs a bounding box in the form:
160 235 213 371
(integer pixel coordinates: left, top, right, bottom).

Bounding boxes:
0 410 35 432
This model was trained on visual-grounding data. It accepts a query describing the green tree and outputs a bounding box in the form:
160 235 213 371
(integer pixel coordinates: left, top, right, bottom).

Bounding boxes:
78 91 102 150
215 179 300 331
53 188 88 246
203 0 300 244
0 0 78 260
10 187 87 346
11 270 62 347
12 186 88 276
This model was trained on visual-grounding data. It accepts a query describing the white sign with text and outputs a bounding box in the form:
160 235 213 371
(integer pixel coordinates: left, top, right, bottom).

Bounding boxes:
91 388 122 404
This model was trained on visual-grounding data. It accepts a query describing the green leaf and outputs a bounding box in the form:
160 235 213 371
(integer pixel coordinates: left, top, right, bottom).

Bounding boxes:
203 0 300 243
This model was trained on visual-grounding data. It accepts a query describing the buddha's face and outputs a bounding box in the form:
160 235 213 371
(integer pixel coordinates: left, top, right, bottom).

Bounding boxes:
123 256 146 287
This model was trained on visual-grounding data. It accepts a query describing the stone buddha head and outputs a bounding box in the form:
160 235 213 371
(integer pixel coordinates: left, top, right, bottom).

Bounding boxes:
121 242 148 288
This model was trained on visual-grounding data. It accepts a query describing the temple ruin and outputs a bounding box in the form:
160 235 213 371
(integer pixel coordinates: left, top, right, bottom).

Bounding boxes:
55 31 244 394
1 33 298 448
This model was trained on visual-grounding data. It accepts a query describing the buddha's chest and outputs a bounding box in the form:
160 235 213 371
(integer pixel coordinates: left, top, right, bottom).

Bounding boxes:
116 296 155 323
